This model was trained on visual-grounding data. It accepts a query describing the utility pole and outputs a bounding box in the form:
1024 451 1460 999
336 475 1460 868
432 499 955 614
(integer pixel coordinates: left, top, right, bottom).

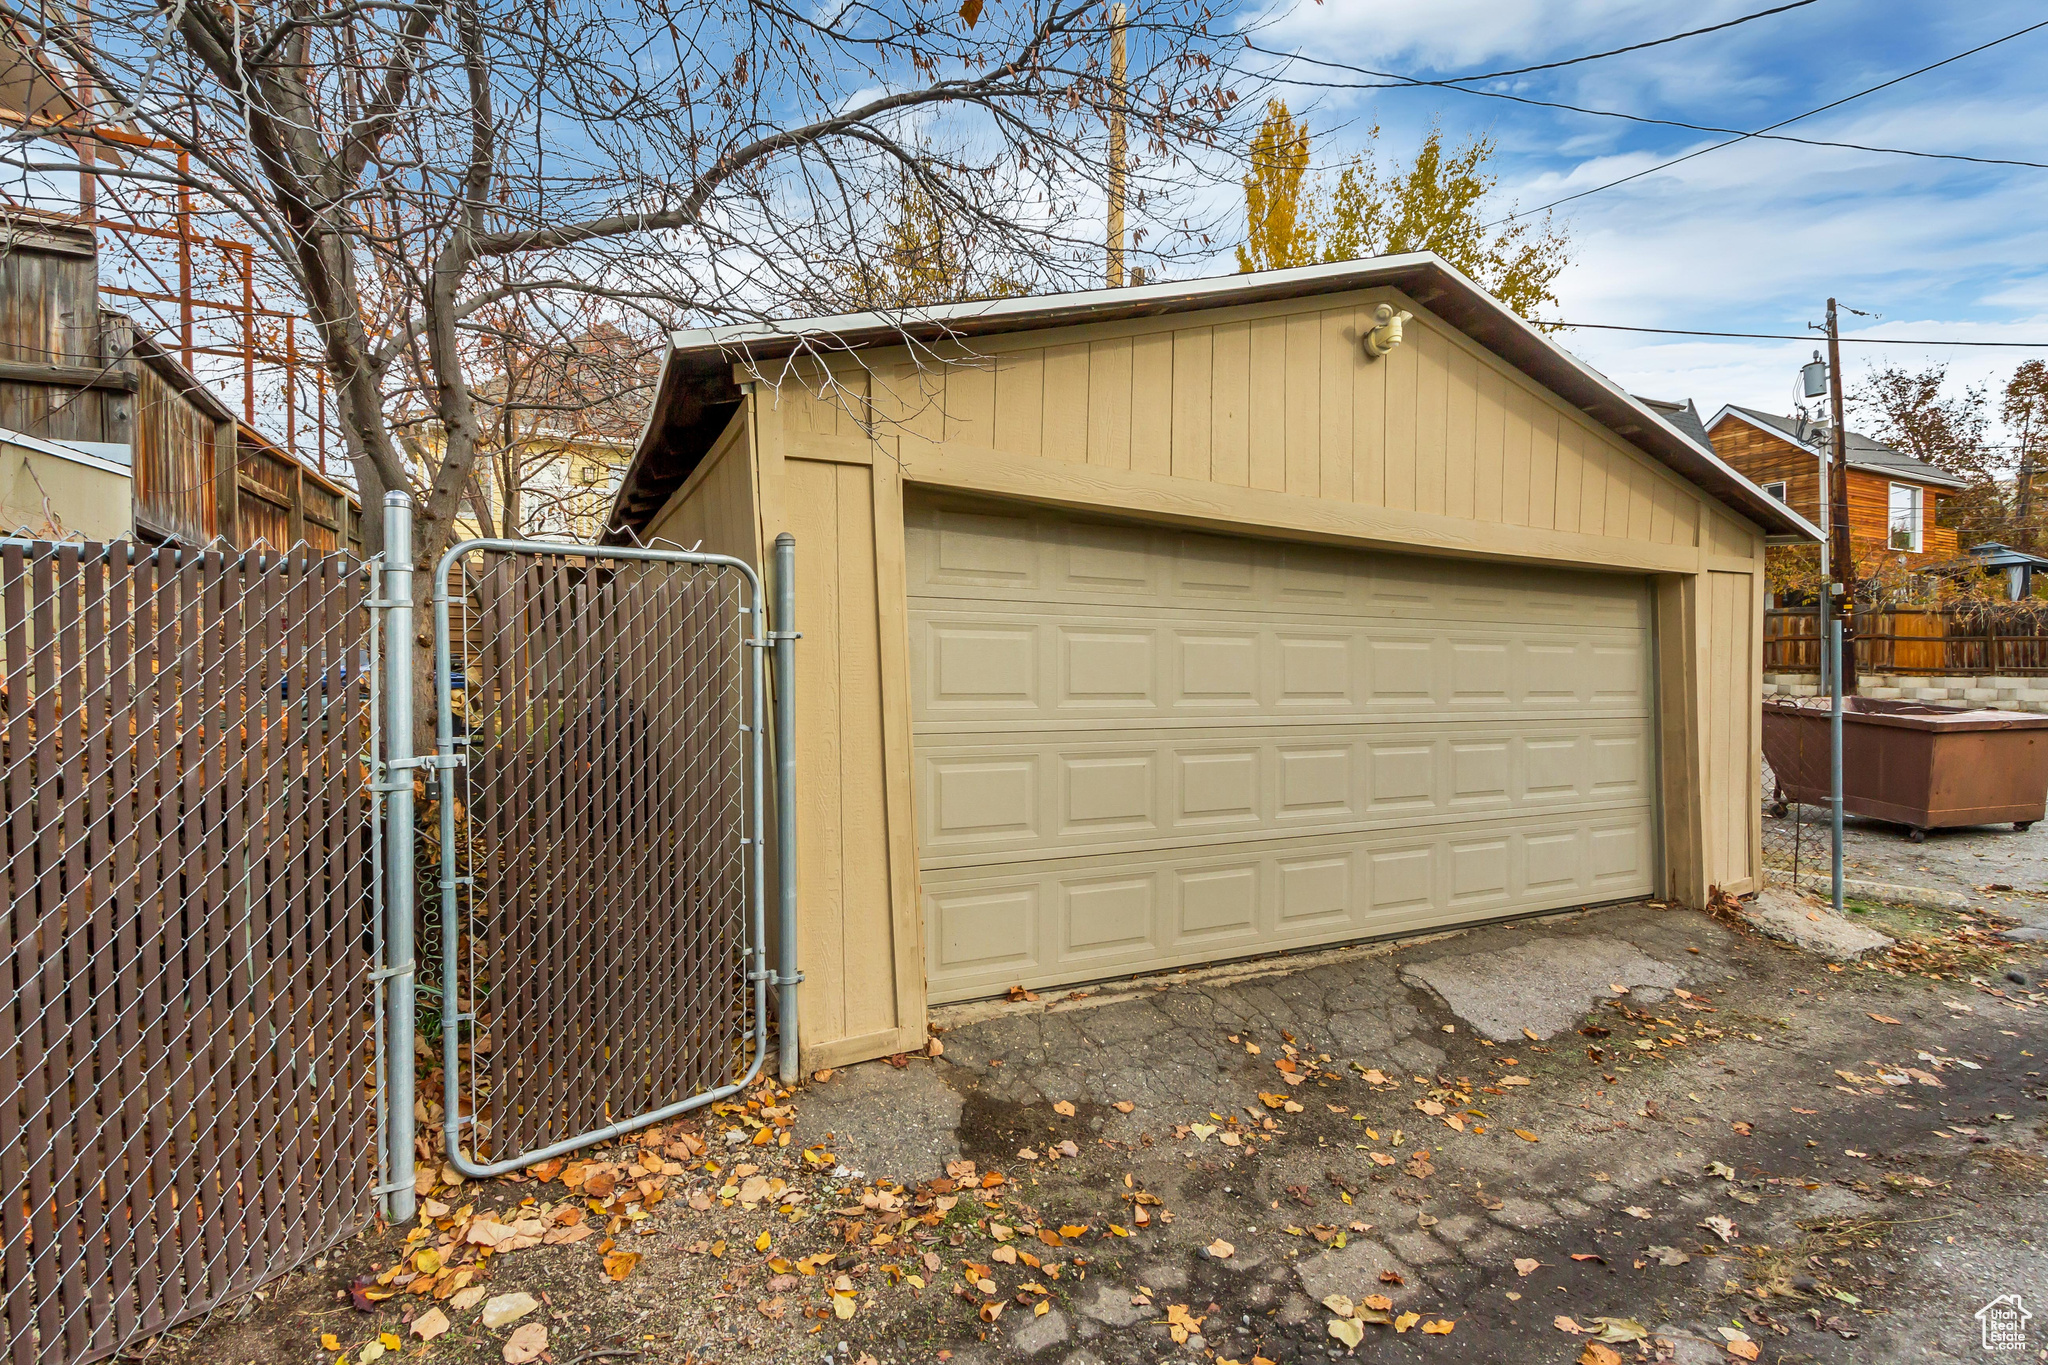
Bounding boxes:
1824 298 1859 695
1105 2 1127 288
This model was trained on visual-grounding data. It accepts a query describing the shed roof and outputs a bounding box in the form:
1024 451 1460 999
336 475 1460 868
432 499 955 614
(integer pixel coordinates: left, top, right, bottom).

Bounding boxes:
607 254 1820 544
1708 404 1969 490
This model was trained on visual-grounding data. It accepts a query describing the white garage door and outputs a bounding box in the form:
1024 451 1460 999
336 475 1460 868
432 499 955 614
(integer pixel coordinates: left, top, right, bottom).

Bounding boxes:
907 498 1658 1004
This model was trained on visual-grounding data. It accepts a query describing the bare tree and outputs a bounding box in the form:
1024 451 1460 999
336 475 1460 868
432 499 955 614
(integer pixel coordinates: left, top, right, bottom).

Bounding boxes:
2 0 1244 579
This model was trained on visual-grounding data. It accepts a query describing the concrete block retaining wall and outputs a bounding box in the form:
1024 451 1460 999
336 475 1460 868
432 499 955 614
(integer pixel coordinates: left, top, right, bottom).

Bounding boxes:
1763 673 2048 712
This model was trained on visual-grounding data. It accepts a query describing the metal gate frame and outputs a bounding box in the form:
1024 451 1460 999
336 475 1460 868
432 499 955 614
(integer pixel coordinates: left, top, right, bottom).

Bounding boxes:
403 528 796 1181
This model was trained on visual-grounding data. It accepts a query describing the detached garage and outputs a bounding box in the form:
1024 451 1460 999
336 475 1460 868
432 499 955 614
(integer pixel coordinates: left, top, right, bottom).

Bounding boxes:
606 254 1818 1068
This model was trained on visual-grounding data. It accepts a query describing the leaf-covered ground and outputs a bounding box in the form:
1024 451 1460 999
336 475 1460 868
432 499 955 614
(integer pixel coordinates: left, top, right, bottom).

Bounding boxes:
153 891 2047 1365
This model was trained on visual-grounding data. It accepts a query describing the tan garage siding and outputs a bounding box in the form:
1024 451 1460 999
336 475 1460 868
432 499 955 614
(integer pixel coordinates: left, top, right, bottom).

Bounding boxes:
844 294 1704 551
906 497 1657 1002
642 408 759 560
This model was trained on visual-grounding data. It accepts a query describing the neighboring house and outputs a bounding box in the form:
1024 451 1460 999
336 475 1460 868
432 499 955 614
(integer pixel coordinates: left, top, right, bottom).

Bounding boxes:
458 430 630 543
0 425 131 540
1706 404 1964 567
607 253 1817 1069
0 215 360 551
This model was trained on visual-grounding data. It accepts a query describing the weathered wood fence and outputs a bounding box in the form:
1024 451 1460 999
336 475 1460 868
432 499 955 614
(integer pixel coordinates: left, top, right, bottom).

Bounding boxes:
1765 606 2048 676
1 540 375 1365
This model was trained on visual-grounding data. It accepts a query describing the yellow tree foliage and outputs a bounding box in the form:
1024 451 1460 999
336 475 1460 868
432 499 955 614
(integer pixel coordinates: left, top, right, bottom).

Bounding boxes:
1234 100 1318 273
842 171 1029 309
1236 104 1569 325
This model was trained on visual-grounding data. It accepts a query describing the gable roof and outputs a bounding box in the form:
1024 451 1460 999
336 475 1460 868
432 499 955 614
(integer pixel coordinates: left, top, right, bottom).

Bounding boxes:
1708 404 1969 490
607 253 1820 544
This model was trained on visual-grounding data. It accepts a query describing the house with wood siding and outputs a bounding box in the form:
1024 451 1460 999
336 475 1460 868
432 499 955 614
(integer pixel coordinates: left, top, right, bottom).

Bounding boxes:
1706 404 1964 569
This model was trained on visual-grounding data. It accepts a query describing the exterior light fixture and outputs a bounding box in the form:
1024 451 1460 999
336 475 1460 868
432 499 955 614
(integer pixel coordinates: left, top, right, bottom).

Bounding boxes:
1363 303 1413 360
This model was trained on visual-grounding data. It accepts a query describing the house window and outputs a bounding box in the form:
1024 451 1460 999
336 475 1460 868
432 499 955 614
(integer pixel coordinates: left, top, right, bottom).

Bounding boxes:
1888 482 1923 552
1761 480 1788 504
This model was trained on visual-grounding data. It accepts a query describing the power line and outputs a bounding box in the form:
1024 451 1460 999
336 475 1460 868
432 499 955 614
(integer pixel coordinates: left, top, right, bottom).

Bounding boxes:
1482 20 2048 224
1556 322 2048 348
1263 66 2048 171
1426 0 1824 84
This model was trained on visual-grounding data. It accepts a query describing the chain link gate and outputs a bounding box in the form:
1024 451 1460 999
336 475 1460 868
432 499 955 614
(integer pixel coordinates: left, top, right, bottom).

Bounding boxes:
428 538 777 1177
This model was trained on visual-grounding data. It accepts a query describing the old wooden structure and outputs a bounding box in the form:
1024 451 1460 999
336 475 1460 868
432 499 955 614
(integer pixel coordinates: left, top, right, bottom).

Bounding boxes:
0 215 358 549
608 255 1820 1068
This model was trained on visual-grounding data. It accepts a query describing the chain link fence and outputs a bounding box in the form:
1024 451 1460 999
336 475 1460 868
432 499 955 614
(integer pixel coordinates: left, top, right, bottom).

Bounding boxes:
1760 697 1836 896
0 541 376 1365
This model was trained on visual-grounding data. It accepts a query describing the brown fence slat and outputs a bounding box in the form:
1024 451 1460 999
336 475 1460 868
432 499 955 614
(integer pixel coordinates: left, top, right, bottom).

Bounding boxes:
0 541 374 1365
1766 605 2048 679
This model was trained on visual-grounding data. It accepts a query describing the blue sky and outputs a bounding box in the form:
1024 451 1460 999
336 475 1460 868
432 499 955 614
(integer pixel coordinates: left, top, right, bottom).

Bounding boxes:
1232 0 2048 427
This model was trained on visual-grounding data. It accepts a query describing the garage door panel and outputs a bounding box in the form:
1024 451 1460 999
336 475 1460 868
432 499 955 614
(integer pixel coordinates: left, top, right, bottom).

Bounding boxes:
920 809 1658 1003
915 613 1647 725
909 505 1652 629
916 724 1653 865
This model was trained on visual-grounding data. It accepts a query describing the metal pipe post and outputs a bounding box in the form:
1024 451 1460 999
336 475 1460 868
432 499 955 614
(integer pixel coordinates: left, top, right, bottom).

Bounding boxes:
1829 618 1845 914
773 533 801 1084
382 492 418 1222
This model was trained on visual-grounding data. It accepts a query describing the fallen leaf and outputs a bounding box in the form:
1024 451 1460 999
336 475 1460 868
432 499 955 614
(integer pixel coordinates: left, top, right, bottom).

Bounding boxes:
1578 1345 1623 1365
836 1295 858 1320
1624 1206 1651 1219
1322 1294 1356 1318
480 1292 538 1329
1327 1318 1364 1349
1513 1129 1540 1143
604 1250 641 1280
1707 1160 1736 1181
1380 1270 1404 1286
1700 1215 1738 1243
412 1308 450 1341
1588 1316 1649 1343
1498 1075 1532 1087
1554 1316 1584 1333
321 1334 341 1351
501 1323 547 1365
755 1228 772 1252
358 1345 385 1364
1514 1257 1541 1276
1207 1239 1234 1259
1053 1100 1077 1117
1114 1101 1134 1113
1421 1319 1455 1335
1647 1245 1691 1266
1393 1311 1421 1333
1868 1013 1902 1026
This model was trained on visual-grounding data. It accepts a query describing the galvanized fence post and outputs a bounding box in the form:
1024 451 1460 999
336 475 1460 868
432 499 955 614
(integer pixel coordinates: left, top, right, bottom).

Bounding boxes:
1829 618 1845 915
381 492 419 1222
773 532 801 1084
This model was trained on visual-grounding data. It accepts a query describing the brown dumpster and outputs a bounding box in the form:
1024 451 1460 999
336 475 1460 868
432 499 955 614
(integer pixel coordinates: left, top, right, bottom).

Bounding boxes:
1762 696 2048 841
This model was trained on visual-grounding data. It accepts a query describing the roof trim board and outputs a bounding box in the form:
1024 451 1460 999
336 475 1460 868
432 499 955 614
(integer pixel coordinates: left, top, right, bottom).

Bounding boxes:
607 253 1821 544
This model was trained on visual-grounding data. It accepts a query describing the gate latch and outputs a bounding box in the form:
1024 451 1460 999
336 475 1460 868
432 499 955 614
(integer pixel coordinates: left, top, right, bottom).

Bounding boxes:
386 753 465 771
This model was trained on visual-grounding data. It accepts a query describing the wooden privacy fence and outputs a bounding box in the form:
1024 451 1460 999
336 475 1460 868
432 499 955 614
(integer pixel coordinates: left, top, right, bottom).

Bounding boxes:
1 540 376 1365
1765 606 2048 676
